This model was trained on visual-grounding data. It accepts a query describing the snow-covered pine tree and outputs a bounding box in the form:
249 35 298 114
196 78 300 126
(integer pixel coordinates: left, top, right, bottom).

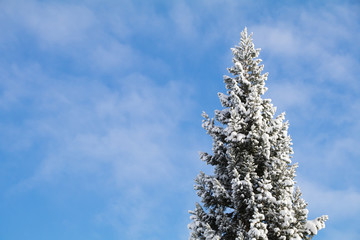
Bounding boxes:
188 28 328 240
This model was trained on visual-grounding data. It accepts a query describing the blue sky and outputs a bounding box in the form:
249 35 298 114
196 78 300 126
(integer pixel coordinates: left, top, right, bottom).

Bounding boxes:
0 0 359 239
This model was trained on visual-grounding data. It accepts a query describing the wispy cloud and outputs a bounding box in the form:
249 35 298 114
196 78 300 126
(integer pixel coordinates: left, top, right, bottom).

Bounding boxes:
251 3 360 87
299 179 360 239
0 0 359 239
5 71 193 185
0 0 94 46
1 61 199 238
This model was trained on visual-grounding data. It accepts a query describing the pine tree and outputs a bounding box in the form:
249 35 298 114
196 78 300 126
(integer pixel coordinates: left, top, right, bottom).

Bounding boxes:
188 28 328 240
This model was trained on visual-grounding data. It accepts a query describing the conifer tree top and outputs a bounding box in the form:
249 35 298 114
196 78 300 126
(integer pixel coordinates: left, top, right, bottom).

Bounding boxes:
189 27 327 240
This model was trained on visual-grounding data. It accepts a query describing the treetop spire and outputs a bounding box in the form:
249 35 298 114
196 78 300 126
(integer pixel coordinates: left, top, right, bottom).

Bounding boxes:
188 28 327 240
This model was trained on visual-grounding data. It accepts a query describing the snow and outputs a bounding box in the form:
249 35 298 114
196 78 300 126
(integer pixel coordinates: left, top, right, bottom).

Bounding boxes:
305 216 328 235
305 220 318 235
189 27 327 240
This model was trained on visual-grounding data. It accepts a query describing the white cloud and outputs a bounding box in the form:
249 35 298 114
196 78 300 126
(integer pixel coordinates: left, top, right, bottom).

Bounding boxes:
266 81 313 113
0 1 359 239
95 189 165 239
0 62 201 239
300 180 360 218
91 41 137 72
250 4 360 89
170 2 198 40
14 73 194 186
251 25 301 56
299 179 360 238
0 0 95 46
